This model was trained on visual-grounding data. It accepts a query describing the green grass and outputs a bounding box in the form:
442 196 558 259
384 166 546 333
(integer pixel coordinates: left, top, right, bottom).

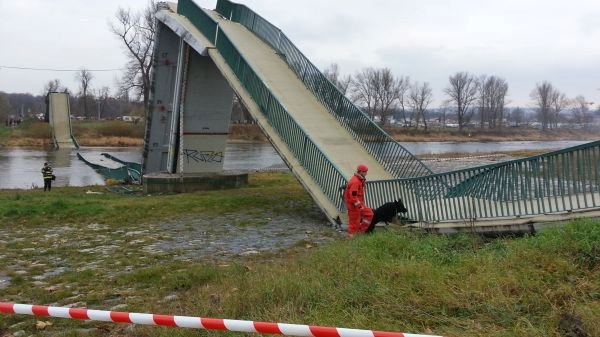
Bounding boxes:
0 119 51 140
0 173 314 227
71 120 145 138
0 172 598 337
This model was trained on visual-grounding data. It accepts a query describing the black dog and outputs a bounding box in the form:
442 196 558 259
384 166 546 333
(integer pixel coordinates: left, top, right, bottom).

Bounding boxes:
366 199 408 233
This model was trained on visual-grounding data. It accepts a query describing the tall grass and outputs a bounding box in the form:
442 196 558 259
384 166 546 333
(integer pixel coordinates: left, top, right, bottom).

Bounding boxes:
72 120 145 138
154 222 597 337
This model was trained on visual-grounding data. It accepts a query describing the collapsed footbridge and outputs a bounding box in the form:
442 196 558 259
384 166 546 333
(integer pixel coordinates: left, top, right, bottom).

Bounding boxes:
144 0 600 231
47 92 79 149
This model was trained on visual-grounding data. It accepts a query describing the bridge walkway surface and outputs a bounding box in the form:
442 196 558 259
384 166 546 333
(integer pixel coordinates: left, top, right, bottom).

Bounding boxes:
48 92 78 149
209 13 393 181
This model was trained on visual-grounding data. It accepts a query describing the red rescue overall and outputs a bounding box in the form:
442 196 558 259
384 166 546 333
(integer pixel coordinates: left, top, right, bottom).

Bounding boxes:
343 172 374 234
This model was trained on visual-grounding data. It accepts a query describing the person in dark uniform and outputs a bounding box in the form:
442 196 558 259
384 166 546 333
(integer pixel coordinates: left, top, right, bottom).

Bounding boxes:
42 162 53 191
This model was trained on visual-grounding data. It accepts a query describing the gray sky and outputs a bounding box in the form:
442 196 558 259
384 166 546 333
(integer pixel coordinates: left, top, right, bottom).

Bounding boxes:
1 0 599 107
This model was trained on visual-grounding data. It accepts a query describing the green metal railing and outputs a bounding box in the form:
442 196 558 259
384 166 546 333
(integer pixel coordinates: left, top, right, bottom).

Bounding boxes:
366 141 600 223
176 0 600 224
214 0 433 180
178 0 347 210
177 0 217 42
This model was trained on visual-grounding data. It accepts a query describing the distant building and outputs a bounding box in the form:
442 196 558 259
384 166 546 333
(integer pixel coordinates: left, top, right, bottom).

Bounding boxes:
121 116 143 123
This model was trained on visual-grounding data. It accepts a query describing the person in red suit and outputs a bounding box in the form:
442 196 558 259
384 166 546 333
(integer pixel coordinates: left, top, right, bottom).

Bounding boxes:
343 164 374 238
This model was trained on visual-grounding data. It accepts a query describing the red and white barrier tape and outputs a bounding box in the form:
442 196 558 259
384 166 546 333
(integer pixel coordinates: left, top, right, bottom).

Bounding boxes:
0 302 445 337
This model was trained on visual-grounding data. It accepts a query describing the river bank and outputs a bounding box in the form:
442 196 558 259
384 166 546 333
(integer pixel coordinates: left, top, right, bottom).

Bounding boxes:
2 122 598 147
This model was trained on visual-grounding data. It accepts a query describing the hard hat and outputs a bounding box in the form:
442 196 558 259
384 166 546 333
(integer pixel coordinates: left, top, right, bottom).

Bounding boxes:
357 164 368 172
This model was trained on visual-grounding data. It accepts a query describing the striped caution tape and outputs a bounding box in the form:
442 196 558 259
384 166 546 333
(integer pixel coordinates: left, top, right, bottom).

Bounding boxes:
0 302 446 337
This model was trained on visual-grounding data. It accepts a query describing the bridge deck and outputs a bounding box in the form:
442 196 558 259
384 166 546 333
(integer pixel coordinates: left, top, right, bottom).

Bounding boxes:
48 93 77 149
207 11 393 181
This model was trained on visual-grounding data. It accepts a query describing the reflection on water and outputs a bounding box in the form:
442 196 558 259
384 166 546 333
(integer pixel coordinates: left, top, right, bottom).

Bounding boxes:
0 140 593 189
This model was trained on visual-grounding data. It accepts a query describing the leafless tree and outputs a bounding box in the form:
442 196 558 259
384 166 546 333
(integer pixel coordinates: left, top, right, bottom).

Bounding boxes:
572 95 593 126
94 86 111 120
42 79 66 96
550 90 570 128
323 63 352 96
530 81 554 130
76 68 94 118
109 0 157 113
396 76 411 126
351 67 378 119
351 67 409 125
477 75 508 129
444 72 478 130
408 82 433 129
376 69 407 125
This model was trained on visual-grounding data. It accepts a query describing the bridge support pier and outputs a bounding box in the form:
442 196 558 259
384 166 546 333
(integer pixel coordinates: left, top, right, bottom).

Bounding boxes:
143 19 235 185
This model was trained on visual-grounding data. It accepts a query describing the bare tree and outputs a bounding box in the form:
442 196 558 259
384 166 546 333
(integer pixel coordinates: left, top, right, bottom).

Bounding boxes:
396 76 411 126
110 0 157 113
409 82 433 129
42 79 66 96
550 90 570 128
95 86 111 120
323 63 352 96
530 81 554 130
572 95 593 126
376 68 407 125
351 67 410 125
351 67 378 119
477 75 509 129
444 72 478 130
76 68 94 118
477 74 488 128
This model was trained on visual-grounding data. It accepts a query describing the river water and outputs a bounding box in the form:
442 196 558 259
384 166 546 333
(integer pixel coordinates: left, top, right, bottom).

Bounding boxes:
0 140 592 189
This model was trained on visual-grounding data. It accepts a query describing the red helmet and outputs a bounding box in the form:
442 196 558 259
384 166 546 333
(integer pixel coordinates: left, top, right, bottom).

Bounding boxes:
357 164 368 172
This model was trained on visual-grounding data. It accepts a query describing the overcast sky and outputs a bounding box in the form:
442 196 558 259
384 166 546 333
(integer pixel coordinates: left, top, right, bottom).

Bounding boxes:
1 0 599 107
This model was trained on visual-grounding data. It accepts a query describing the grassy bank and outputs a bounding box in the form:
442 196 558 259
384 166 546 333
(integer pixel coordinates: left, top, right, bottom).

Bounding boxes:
2 120 598 148
0 119 144 147
0 121 266 147
0 172 598 337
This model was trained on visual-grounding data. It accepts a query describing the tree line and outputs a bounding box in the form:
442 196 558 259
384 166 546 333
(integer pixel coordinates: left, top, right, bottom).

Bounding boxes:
0 76 142 124
325 64 599 131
